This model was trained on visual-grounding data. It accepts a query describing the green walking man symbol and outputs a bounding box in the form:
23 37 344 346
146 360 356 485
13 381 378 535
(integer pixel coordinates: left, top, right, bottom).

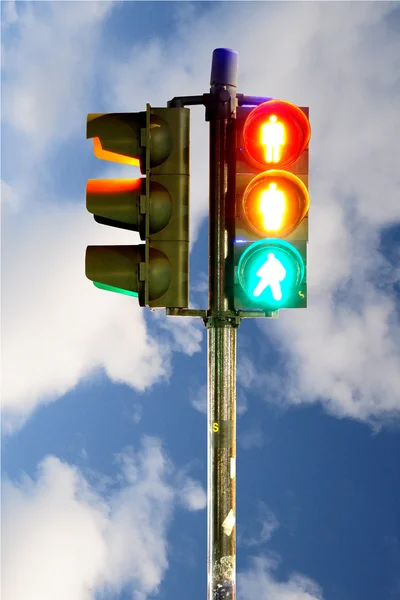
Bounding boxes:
253 252 287 300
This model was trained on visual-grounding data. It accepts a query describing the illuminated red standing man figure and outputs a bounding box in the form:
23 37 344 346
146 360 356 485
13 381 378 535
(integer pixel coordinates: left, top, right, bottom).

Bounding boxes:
261 115 285 163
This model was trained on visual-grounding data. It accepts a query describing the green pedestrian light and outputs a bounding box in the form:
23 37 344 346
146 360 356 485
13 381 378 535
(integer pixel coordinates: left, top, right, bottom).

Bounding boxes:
237 239 305 310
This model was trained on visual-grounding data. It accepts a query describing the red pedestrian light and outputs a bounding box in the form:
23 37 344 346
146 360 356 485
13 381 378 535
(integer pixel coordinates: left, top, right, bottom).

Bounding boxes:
242 100 311 170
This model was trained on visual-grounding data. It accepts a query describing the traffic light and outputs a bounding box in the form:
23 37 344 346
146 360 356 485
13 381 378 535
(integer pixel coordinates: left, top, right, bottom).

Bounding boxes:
233 99 310 312
85 104 190 308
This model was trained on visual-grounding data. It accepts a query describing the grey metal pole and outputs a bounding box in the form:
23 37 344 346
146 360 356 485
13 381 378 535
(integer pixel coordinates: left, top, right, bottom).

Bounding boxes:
207 48 239 600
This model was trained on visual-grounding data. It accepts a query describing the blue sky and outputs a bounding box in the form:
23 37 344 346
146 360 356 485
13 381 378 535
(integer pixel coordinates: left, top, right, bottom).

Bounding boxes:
2 2 400 600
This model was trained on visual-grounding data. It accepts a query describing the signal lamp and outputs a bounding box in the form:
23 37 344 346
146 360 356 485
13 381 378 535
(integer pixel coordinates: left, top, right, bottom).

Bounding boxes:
237 239 305 310
242 100 310 170
85 106 190 308
242 170 309 239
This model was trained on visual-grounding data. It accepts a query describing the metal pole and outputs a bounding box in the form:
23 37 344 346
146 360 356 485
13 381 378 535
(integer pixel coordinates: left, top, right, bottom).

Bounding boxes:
166 50 281 598
207 48 239 600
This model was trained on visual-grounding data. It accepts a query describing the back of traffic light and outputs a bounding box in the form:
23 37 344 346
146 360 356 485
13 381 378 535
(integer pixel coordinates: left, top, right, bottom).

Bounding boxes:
85 104 190 308
233 99 310 312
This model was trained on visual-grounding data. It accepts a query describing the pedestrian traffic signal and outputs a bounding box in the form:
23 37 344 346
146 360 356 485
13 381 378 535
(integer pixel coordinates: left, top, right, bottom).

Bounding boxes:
85 105 190 308
233 100 310 312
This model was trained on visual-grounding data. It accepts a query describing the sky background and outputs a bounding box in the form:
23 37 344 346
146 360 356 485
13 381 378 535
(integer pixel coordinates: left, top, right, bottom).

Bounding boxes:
2 2 400 600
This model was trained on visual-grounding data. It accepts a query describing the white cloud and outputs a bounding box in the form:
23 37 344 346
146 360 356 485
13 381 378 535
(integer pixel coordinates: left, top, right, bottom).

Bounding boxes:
157 313 204 356
238 502 279 547
177 476 207 511
238 555 324 600
2 436 206 600
1 179 21 211
239 428 264 450
131 404 143 425
258 291 400 423
1 0 18 27
237 356 258 390
190 383 207 414
191 271 208 295
1 2 114 153
237 389 249 416
2 456 109 600
1 201 169 433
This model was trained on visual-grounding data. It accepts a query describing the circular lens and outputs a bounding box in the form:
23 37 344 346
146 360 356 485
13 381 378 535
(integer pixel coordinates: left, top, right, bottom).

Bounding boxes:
243 100 310 170
243 170 309 238
238 240 305 309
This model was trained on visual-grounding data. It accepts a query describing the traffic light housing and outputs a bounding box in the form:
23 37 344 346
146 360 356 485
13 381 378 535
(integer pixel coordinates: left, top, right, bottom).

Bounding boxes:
85 104 190 308
233 100 310 312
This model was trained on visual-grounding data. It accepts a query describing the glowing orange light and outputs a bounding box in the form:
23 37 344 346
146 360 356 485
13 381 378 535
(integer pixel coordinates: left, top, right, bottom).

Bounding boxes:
86 178 142 195
93 137 140 167
242 170 309 238
261 115 286 163
259 183 286 231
